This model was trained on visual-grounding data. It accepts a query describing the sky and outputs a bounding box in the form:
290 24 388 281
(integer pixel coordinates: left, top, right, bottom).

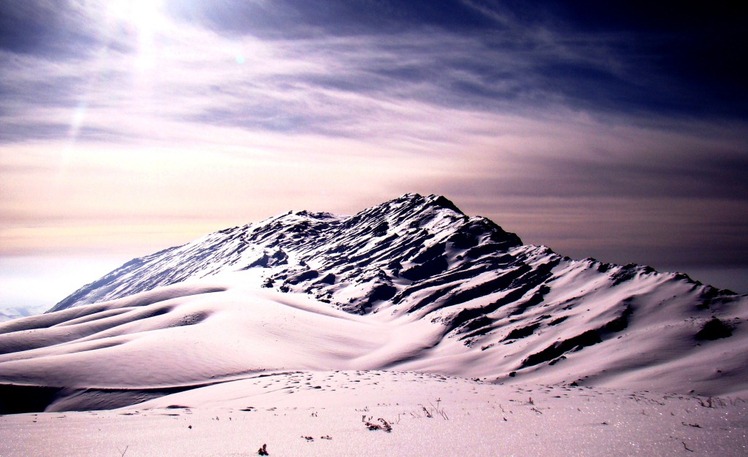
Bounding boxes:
1 0 747 310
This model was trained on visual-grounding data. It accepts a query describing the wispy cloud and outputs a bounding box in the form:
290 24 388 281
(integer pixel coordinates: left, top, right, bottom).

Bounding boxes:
1 0 746 269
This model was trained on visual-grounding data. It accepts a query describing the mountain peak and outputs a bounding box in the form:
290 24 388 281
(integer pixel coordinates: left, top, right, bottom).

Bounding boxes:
381 192 459 216
50 193 525 313
7 193 744 406
385 193 465 216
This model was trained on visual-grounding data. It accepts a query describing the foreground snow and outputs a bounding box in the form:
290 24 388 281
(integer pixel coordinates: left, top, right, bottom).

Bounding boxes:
2 370 746 456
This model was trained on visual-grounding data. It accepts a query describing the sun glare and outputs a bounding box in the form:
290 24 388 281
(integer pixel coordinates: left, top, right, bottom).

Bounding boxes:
106 0 167 71
107 0 165 26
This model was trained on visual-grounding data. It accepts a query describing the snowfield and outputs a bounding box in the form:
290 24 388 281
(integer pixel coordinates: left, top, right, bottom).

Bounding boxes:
0 194 746 455
1 369 746 456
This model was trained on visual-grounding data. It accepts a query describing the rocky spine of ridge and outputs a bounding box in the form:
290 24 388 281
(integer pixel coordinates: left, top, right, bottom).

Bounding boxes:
51 193 525 313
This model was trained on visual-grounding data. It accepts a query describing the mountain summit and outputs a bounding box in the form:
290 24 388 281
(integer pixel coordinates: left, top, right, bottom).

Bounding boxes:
51 193 524 313
0 193 746 412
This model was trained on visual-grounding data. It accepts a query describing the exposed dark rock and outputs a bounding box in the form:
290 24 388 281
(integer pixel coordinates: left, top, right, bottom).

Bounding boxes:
287 270 319 285
502 322 541 341
401 256 449 281
695 317 734 341
602 305 634 334
548 316 568 326
318 273 336 285
521 330 602 368
372 221 389 237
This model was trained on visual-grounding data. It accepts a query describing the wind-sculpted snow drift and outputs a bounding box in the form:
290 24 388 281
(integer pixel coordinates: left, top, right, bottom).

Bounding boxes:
0 193 746 412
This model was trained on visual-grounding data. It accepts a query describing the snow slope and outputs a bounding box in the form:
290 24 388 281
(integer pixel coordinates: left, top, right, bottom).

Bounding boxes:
2 370 746 456
0 272 745 414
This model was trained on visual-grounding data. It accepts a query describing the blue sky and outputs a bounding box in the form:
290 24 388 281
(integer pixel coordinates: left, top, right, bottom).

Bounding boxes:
1 1 747 307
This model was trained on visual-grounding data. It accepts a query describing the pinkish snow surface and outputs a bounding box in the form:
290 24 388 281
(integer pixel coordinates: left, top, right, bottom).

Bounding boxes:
1 370 746 456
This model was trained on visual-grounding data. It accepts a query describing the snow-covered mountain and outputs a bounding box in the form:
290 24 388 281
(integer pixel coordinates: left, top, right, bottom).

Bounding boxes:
50 193 526 314
0 193 745 413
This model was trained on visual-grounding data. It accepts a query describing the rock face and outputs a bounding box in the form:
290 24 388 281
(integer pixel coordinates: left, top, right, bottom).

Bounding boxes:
0 193 744 413
52 194 526 313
